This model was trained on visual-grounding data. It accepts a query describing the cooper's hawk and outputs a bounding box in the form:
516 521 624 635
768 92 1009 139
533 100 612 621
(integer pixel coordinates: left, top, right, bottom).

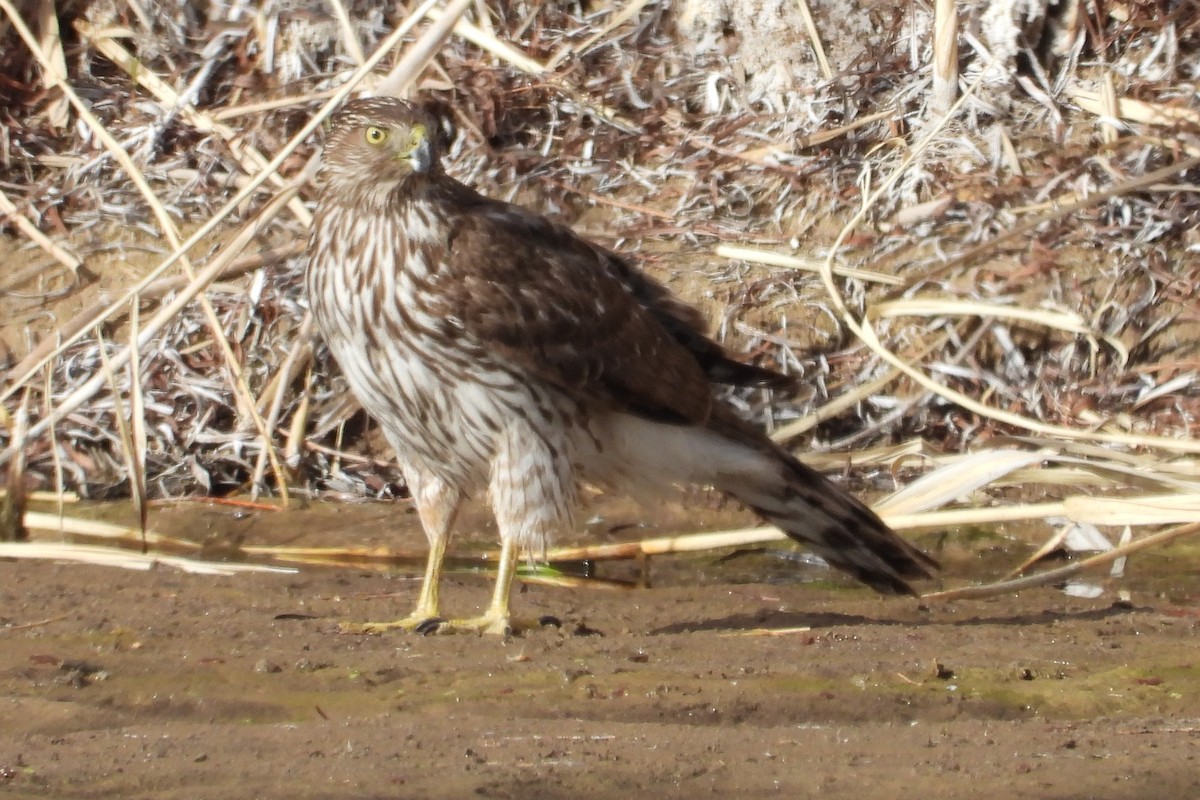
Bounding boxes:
306 97 936 635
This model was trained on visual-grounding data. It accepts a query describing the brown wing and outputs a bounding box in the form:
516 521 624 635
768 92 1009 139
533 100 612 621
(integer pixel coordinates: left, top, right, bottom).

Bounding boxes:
433 195 721 424
608 258 794 391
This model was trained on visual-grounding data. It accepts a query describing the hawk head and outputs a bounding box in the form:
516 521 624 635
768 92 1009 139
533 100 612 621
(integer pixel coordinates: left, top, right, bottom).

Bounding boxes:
320 97 441 193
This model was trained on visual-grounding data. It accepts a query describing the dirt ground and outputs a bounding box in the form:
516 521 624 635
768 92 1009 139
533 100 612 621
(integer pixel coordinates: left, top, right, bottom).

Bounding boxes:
2 500 1199 799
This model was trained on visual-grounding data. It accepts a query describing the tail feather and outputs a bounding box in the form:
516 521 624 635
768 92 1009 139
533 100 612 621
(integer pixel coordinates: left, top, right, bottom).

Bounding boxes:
706 413 937 596
583 410 937 595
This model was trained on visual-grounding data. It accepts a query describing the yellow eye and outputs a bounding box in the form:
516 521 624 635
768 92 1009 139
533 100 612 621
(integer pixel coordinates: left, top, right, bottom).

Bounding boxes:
364 126 389 146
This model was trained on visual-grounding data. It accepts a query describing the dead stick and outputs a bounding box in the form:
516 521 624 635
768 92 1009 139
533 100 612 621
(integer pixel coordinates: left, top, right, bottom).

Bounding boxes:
922 521 1200 602
3 242 302 389
901 153 1200 290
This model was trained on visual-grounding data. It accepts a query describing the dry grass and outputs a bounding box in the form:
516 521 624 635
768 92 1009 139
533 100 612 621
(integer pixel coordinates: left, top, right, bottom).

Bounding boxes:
0 1 1198 595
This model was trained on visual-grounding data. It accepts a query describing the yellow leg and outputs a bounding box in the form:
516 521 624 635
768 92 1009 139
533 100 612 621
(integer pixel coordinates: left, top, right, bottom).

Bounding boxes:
422 418 570 636
478 535 519 633
410 532 446 620
340 477 459 635
484 535 518 621
423 536 518 636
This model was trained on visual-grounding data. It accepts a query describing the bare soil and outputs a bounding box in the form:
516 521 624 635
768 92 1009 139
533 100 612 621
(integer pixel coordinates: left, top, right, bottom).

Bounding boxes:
2 500 1200 799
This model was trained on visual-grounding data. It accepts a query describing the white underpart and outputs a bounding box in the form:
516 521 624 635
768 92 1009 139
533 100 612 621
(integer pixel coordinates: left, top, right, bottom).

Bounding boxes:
309 196 587 554
575 413 775 501
491 417 577 554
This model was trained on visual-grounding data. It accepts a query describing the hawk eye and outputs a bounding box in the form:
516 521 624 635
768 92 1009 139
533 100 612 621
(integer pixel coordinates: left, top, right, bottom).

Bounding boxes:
364 126 389 146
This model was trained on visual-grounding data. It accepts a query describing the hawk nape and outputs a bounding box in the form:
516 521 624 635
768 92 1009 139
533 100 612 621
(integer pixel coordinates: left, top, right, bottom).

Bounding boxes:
305 97 936 635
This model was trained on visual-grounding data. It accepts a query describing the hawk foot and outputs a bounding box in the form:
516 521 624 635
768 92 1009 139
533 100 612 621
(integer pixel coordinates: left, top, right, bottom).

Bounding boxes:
417 613 563 637
338 614 440 635
417 613 511 637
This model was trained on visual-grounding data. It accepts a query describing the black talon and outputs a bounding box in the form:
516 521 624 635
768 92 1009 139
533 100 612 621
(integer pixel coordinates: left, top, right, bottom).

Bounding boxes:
537 615 563 629
414 617 445 635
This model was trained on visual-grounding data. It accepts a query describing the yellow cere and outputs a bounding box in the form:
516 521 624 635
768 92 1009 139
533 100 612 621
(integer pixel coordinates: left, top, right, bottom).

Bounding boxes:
408 124 426 151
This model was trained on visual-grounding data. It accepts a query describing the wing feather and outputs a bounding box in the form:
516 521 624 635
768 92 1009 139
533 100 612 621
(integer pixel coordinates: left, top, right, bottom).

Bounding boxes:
434 196 722 423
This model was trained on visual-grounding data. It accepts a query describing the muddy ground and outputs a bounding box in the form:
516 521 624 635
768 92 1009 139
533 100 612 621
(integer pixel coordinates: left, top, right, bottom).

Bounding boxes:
1 500 1199 799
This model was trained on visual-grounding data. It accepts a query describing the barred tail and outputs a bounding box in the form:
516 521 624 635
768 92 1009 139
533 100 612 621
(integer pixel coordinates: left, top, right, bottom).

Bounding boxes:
589 411 938 594
704 416 937 595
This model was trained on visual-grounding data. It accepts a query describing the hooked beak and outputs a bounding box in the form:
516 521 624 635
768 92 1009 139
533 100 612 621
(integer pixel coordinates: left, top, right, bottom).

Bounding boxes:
405 136 432 174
